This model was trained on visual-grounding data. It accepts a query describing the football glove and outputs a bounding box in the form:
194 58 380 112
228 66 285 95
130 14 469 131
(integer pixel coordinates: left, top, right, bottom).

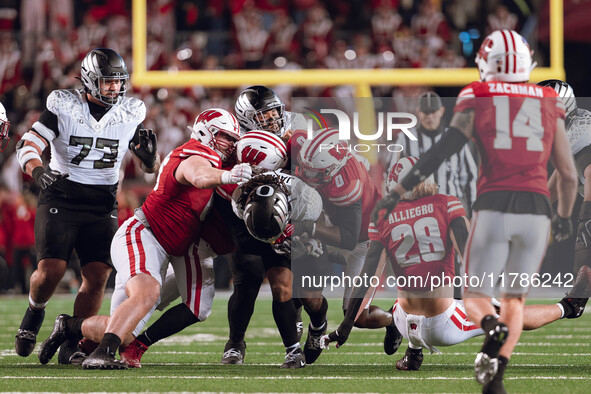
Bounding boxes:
306 238 323 257
130 129 158 168
32 167 68 190
371 191 401 223
552 213 573 242
221 163 252 184
322 318 354 349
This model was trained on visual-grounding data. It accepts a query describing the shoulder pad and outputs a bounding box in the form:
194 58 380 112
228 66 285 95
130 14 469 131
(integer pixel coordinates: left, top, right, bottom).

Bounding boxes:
46 89 83 116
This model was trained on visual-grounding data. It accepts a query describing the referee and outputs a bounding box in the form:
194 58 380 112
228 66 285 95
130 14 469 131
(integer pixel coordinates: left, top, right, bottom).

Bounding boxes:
389 91 478 215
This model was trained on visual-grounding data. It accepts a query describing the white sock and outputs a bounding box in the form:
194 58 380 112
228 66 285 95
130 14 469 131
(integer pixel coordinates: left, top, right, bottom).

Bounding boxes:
556 302 565 319
29 295 48 309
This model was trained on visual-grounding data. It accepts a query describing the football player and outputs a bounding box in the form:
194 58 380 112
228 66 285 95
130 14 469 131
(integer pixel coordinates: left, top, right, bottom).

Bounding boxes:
37 108 251 369
538 80 591 282
234 85 307 143
324 157 591 373
294 127 397 359
14 48 161 364
371 30 577 393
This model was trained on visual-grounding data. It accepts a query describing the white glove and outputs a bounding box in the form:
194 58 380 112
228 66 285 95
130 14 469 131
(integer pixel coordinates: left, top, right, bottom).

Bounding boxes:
306 238 323 258
221 163 252 184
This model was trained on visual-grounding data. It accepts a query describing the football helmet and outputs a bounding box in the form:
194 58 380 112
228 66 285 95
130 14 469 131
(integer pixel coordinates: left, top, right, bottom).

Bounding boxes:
243 183 290 243
237 130 288 171
387 156 434 199
537 79 577 119
476 30 533 83
80 48 129 106
296 128 348 187
189 108 241 162
235 85 286 136
0 102 9 152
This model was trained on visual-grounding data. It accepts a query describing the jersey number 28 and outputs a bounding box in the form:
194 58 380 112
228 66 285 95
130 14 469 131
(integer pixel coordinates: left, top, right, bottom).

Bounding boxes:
390 216 445 266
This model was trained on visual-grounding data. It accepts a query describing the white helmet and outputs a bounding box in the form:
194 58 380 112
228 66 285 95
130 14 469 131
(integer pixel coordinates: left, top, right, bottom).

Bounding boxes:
537 79 577 118
296 128 349 187
0 102 9 152
386 156 434 199
189 108 241 162
236 130 288 171
476 30 533 83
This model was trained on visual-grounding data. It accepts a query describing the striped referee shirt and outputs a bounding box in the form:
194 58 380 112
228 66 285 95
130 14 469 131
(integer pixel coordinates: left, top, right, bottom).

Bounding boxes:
390 126 478 213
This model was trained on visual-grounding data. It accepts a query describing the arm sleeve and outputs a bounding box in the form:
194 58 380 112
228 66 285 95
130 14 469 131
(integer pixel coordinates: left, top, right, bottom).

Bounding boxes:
449 216 469 256
400 127 468 192
330 199 362 250
32 109 59 141
343 241 385 322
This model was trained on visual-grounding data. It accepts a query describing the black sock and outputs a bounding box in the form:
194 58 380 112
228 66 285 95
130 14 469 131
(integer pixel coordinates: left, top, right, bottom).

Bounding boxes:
497 356 508 375
140 303 198 347
293 298 302 309
228 283 259 343
304 297 328 328
481 315 498 333
65 317 85 338
273 299 299 347
97 333 121 357
19 306 45 333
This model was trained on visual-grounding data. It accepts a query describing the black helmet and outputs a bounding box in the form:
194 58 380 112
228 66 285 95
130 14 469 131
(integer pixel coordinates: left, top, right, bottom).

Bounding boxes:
537 79 577 118
81 48 129 106
243 184 290 243
234 85 286 136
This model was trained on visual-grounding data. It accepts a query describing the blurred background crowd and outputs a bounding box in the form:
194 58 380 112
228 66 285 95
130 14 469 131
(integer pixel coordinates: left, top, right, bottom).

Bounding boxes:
0 0 589 294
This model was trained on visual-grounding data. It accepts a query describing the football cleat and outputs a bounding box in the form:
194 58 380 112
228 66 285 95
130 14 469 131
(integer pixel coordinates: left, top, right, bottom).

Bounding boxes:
15 329 38 357
220 340 246 365
560 265 591 318
69 351 87 366
303 321 327 364
396 347 423 371
38 314 70 364
119 338 149 368
58 338 82 365
475 322 509 384
15 307 45 357
281 347 306 369
383 309 402 355
483 372 507 394
82 348 128 370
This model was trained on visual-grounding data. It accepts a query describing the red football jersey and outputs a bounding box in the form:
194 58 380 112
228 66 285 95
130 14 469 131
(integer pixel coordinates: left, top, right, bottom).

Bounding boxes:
318 155 382 241
369 194 465 291
142 139 221 256
454 81 565 197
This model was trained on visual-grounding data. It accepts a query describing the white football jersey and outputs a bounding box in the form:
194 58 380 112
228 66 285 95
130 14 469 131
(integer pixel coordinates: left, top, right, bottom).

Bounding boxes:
32 89 146 185
567 108 591 156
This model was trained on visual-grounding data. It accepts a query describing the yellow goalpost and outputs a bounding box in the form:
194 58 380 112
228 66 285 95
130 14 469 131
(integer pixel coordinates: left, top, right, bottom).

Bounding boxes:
131 0 564 98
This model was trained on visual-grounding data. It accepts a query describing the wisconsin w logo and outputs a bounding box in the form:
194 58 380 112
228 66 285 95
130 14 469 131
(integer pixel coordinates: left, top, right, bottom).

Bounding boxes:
242 146 268 166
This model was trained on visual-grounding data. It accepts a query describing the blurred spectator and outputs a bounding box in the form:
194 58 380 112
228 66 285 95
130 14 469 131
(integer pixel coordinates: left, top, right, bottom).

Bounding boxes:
10 190 36 294
487 4 518 33
371 0 402 50
233 1 269 69
411 0 451 50
299 3 333 66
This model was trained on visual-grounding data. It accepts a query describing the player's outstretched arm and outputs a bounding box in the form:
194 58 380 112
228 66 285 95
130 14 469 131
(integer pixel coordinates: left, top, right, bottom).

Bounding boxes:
324 240 385 348
551 118 578 241
176 156 251 189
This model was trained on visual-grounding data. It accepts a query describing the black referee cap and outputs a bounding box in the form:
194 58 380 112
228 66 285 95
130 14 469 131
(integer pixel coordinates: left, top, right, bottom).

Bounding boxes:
418 92 442 114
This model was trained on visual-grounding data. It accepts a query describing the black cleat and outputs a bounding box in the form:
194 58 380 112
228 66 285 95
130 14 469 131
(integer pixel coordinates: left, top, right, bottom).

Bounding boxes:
58 338 82 365
82 348 128 370
15 307 45 357
483 373 507 394
15 329 37 357
281 347 305 369
560 265 591 318
220 340 246 365
38 314 71 364
384 309 402 355
475 322 509 385
396 347 423 371
303 321 326 364
69 351 87 366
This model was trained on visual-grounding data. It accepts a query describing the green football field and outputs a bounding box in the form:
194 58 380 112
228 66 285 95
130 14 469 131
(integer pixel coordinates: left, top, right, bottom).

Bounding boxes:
1 293 590 393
